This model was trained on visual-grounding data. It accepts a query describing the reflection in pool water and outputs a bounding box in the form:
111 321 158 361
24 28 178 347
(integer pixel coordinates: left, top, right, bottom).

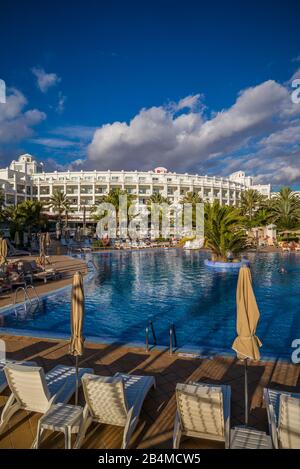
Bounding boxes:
1 250 299 359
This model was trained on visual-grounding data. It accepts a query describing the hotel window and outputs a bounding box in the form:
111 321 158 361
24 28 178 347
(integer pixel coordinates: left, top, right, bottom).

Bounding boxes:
80 186 93 194
67 186 78 194
68 198 78 205
40 187 50 195
53 186 64 193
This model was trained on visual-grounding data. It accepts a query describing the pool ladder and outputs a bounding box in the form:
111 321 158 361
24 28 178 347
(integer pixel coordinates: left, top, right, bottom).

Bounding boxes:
145 321 177 355
169 323 177 355
13 285 40 307
145 320 157 352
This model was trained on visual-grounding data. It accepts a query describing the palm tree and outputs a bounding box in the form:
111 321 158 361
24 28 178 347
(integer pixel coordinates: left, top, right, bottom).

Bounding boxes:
181 191 202 205
253 208 272 227
0 188 4 208
240 189 264 224
147 193 170 205
0 188 5 222
49 191 71 226
204 201 248 262
4 205 23 238
92 188 136 227
270 187 300 229
181 191 203 229
15 200 47 242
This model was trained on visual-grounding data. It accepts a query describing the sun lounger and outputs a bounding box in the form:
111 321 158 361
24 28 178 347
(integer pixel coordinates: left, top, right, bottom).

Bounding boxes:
74 372 156 449
33 269 60 283
0 359 37 393
0 363 93 447
264 388 300 448
173 382 231 449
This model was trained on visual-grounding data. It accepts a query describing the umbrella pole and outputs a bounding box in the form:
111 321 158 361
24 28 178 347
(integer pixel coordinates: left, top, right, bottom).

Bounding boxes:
244 358 248 426
75 355 79 406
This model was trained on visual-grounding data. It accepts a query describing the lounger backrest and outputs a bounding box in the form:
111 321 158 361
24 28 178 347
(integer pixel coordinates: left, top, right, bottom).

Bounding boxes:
4 364 51 413
176 383 224 437
82 374 128 426
278 395 300 449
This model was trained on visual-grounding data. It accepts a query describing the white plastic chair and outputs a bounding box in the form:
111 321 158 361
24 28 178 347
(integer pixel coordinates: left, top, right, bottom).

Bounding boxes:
0 363 93 447
173 382 231 448
74 372 156 449
264 388 300 449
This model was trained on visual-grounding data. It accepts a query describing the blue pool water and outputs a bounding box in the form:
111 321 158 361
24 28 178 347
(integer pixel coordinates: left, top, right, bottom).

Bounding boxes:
1 250 300 359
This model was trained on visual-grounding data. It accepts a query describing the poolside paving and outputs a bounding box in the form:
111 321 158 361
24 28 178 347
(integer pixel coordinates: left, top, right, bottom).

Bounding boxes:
0 334 299 449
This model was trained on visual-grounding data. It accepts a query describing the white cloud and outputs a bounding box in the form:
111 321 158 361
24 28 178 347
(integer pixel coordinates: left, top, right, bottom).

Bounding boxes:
174 93 203 111
0 88 46 145
32 67 61 93
87 79 300 183
30 138 77 148
50 125 97 140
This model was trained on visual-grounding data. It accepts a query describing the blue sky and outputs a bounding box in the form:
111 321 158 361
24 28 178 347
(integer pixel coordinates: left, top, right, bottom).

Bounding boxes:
0 0 300 188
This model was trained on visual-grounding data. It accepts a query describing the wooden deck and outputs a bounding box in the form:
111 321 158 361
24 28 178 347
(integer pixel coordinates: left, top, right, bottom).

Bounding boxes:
0 334 299 449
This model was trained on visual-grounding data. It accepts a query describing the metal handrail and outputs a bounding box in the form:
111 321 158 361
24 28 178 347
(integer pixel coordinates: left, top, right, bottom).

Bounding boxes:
145 320 157 352
169 323 177 355
13 286 31 306
25 285 40 304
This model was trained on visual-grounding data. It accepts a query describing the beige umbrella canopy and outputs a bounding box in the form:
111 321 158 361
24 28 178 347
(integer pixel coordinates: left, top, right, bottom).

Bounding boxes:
232 266 262 361
70 271 85 404
37 233 46 267
70 271 85 356
232 265 262 424
0 238 8 265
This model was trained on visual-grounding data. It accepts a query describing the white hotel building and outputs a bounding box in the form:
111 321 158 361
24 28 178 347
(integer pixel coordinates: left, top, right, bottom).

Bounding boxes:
0 154 271 222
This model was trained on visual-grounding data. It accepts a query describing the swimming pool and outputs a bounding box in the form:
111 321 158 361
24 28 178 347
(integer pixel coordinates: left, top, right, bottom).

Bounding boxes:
1 250 299 359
